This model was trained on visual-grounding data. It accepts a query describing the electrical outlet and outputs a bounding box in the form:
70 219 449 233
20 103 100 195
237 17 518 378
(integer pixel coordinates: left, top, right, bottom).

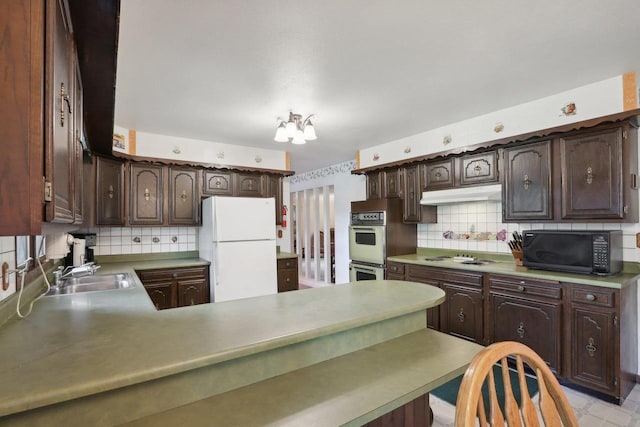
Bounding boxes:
636 233 640 248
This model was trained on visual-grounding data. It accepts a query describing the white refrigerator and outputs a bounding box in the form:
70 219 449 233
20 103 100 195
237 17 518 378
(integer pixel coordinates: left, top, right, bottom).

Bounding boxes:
199 196 278 302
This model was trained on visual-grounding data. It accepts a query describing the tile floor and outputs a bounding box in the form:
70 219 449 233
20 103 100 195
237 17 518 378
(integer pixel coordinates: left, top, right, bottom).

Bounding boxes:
431 383 640 426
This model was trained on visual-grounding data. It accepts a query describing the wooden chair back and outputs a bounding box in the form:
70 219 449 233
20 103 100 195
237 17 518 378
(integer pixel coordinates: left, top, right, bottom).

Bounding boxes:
454 341 578 426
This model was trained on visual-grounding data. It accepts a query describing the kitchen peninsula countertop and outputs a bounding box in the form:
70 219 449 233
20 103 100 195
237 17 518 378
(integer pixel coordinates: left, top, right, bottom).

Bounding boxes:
0 272 447 425
388 251 640 289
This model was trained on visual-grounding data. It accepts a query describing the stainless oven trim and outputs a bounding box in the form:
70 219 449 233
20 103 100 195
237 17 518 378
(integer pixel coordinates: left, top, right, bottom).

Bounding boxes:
348 225 386 265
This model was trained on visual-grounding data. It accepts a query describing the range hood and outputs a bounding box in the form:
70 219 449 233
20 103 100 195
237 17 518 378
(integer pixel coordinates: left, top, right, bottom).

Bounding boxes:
419 184 502 205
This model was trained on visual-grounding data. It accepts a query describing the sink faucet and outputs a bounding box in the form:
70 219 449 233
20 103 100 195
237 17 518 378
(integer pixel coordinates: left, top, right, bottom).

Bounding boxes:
53 263 101 287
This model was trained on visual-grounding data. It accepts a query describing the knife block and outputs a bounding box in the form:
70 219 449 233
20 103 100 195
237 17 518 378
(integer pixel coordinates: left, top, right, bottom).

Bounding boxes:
511 249 523 266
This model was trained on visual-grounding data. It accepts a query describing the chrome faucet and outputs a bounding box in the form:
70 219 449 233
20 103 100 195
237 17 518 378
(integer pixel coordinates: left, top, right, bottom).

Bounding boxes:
53 262 100 287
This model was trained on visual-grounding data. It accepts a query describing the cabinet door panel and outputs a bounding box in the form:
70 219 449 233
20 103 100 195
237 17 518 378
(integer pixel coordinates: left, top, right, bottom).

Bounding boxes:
144 282 174 310
366 171 382 200
491 293 561 374
440 284 483 343
424 159 454 190
402 165 421 223
560 127 623 219
202 170 233 196
267 175 283 225
72 59 84 224
130 163 163 225
571 307 615 393
235 173 264 197
177 279 209 307
460 151 498 186
169 167 199 225
503 140 552 221
96 157 125 225
45 0 74 223
383 169 402 198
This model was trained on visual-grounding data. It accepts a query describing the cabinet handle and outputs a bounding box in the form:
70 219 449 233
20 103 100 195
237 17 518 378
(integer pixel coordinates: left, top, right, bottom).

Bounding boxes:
474 164 482 176
517 285 525 292
586 167 593 185
107 185 114 199
285 277 290 283
59 82 72 126
435 171 442 180
215 179 222 187
585 294 596 302
144 188 151 201
190 298 195 305
523 174 532 190
172 273 178 279
517 322 525 338
457 308 465 323
586 338 597 357
180 190 188 202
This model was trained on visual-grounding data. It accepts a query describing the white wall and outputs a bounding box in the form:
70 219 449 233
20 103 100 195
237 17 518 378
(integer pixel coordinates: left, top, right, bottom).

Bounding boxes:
359 76 626 169
114 125 289 171
0 237 16 301
289 161 366 284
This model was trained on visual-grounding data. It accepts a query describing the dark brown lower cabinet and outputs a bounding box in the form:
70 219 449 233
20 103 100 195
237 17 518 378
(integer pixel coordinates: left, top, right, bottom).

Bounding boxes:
137 266 210 310
277 258 298 292
388 261 637 403
440 283 483 344
362 393 431 427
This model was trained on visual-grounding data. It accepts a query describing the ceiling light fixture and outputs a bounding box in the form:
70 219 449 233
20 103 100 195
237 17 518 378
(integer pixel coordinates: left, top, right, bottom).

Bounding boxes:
274 112 316 145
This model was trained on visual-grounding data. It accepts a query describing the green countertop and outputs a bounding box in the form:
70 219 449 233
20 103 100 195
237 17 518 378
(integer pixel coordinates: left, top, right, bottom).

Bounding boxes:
387 253 640 289
276 251 298 260
0 269 444 422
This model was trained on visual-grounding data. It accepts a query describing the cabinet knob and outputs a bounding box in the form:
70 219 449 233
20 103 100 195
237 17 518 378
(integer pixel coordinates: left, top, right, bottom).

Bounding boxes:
522 175 532 190
517 285 525 292
585 294 596 302
516 322 525 338
144 188 151 201
180 190 188 202
586 337 597 357
107 185 114 199
172 273 178 279
285 278 290 283
474 164 482 176
457 308 465 323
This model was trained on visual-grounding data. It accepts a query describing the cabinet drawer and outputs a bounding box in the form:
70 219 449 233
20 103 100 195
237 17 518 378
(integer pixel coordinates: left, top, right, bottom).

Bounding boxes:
488 274 561 299
277 269 298 292
137 266 208 283
460 151 498 186
387 262 405 276
570 286 615 308
423 159 455 189
407 265 482 287
277 258 298 270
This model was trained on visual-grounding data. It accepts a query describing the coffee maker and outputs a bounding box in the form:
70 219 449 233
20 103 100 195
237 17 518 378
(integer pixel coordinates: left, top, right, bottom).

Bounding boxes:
64 232 97 267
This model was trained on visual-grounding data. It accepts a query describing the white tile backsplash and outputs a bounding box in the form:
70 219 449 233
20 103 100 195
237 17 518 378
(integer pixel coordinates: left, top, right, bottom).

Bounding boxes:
92 227 199 256
417 201 640 261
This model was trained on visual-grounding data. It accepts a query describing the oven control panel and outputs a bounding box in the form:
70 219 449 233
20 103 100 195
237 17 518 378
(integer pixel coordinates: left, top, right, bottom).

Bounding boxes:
351 211 385 226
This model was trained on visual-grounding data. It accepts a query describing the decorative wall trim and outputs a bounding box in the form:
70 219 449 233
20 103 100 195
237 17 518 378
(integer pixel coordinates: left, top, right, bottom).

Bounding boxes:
290 160 357 184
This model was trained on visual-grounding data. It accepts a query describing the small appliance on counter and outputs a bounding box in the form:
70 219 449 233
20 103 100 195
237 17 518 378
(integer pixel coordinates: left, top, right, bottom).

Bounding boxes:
64 232 97 267
522 230 622 276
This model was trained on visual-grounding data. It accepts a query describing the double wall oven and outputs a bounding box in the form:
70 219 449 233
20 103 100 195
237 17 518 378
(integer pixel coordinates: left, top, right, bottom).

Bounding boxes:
349 198 417 282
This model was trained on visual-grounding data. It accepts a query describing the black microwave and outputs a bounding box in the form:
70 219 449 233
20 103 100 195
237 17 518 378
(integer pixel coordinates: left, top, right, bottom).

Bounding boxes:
522 230 622 276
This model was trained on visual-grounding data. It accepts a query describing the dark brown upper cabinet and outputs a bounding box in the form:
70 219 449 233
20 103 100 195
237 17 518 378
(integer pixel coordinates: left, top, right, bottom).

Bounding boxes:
168 167 200 225
130 163 164 225
383 168 402 198
503 140 553 221
560 125 624 220
202 170 233 196
423 159 455 190
366 171 383 200
460 151 499 186
266 175 284 225
402 164 437 224
44 0 75 223
235 173 264 197
96 156 125 226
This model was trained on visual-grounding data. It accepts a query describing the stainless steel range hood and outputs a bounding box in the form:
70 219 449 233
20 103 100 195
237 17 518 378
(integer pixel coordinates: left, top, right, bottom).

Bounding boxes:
419 184 502 205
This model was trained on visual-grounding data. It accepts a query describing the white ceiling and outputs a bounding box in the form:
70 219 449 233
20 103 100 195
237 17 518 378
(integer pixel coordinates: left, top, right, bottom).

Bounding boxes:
114 1 640 173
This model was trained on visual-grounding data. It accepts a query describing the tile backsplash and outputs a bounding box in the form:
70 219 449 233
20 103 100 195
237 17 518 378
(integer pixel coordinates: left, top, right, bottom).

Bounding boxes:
0 236 17 301
417 201 640 262
93 227 197 256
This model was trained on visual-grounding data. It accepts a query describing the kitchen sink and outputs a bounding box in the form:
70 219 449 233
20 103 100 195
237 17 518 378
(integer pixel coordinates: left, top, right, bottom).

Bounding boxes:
45 273 136 296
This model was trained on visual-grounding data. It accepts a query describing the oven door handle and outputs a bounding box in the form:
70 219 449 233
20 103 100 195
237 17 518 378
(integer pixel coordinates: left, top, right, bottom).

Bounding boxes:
351 227 377 232
352 266 377 274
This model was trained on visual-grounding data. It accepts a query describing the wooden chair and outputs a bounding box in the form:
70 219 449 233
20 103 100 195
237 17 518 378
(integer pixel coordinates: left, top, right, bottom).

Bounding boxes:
454 341 579 426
